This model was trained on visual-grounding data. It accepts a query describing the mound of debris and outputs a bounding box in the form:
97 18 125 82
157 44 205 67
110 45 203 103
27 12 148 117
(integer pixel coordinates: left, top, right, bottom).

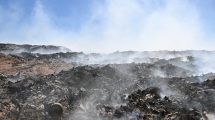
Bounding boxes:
0 43 71 54
0 53 74 82
97 87 205 120
0 43 215 120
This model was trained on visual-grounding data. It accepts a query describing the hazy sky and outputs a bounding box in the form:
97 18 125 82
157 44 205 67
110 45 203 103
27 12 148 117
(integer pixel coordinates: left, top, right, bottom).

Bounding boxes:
0 0 215 52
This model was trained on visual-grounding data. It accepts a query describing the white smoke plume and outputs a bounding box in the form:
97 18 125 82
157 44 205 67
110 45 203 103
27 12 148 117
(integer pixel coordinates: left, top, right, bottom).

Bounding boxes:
0 0 214 53
206 113 215 120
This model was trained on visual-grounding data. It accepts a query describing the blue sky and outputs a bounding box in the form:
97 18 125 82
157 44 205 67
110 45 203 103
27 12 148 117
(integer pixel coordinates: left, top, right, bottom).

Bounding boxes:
0 0 215 52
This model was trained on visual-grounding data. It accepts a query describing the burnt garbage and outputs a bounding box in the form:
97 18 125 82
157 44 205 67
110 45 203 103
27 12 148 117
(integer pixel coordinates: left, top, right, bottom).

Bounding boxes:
0 44 215 120
97 87 205 120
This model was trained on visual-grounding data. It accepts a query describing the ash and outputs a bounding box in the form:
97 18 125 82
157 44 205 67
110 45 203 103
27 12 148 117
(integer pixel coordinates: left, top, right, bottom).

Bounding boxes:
0 43 215 120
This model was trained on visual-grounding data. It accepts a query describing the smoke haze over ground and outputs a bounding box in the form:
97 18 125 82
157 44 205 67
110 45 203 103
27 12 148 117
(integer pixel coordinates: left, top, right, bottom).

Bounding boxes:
1 0 215 120
0 0 215 52
0 44 215 119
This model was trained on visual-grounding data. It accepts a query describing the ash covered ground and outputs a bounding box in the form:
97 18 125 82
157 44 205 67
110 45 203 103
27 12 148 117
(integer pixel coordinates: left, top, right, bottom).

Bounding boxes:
0 43 215 120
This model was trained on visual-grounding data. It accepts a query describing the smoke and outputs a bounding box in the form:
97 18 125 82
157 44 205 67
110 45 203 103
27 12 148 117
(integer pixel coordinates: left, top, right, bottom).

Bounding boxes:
191 51 215 75
0 43 71 54
0 0 214 53
206 113 215 120
75 51 215 76
69 64 140 120
73 51 190 64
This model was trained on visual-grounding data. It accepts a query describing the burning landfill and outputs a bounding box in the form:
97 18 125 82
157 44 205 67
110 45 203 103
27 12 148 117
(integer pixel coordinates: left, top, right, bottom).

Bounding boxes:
0 43 215 120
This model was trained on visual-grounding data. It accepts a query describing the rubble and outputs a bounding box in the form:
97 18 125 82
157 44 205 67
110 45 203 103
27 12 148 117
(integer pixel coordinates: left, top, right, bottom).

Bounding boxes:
97 87 205 120
0 43 71 54
0 43 215 120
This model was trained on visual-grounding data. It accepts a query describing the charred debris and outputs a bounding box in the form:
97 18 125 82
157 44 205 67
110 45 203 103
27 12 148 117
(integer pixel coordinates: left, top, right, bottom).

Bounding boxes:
0 43 215 120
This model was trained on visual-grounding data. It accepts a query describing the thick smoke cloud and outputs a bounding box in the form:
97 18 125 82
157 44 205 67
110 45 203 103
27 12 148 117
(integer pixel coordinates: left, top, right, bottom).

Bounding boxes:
0 0 214 52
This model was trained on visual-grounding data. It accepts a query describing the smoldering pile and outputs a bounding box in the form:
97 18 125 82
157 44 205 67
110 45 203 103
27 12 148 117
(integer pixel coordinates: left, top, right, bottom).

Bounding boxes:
97 87 204 120
0 43 215 120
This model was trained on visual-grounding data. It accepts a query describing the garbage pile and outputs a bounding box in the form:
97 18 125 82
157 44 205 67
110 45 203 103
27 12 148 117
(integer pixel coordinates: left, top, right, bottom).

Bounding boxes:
0 43 215 120
97 87 205 120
